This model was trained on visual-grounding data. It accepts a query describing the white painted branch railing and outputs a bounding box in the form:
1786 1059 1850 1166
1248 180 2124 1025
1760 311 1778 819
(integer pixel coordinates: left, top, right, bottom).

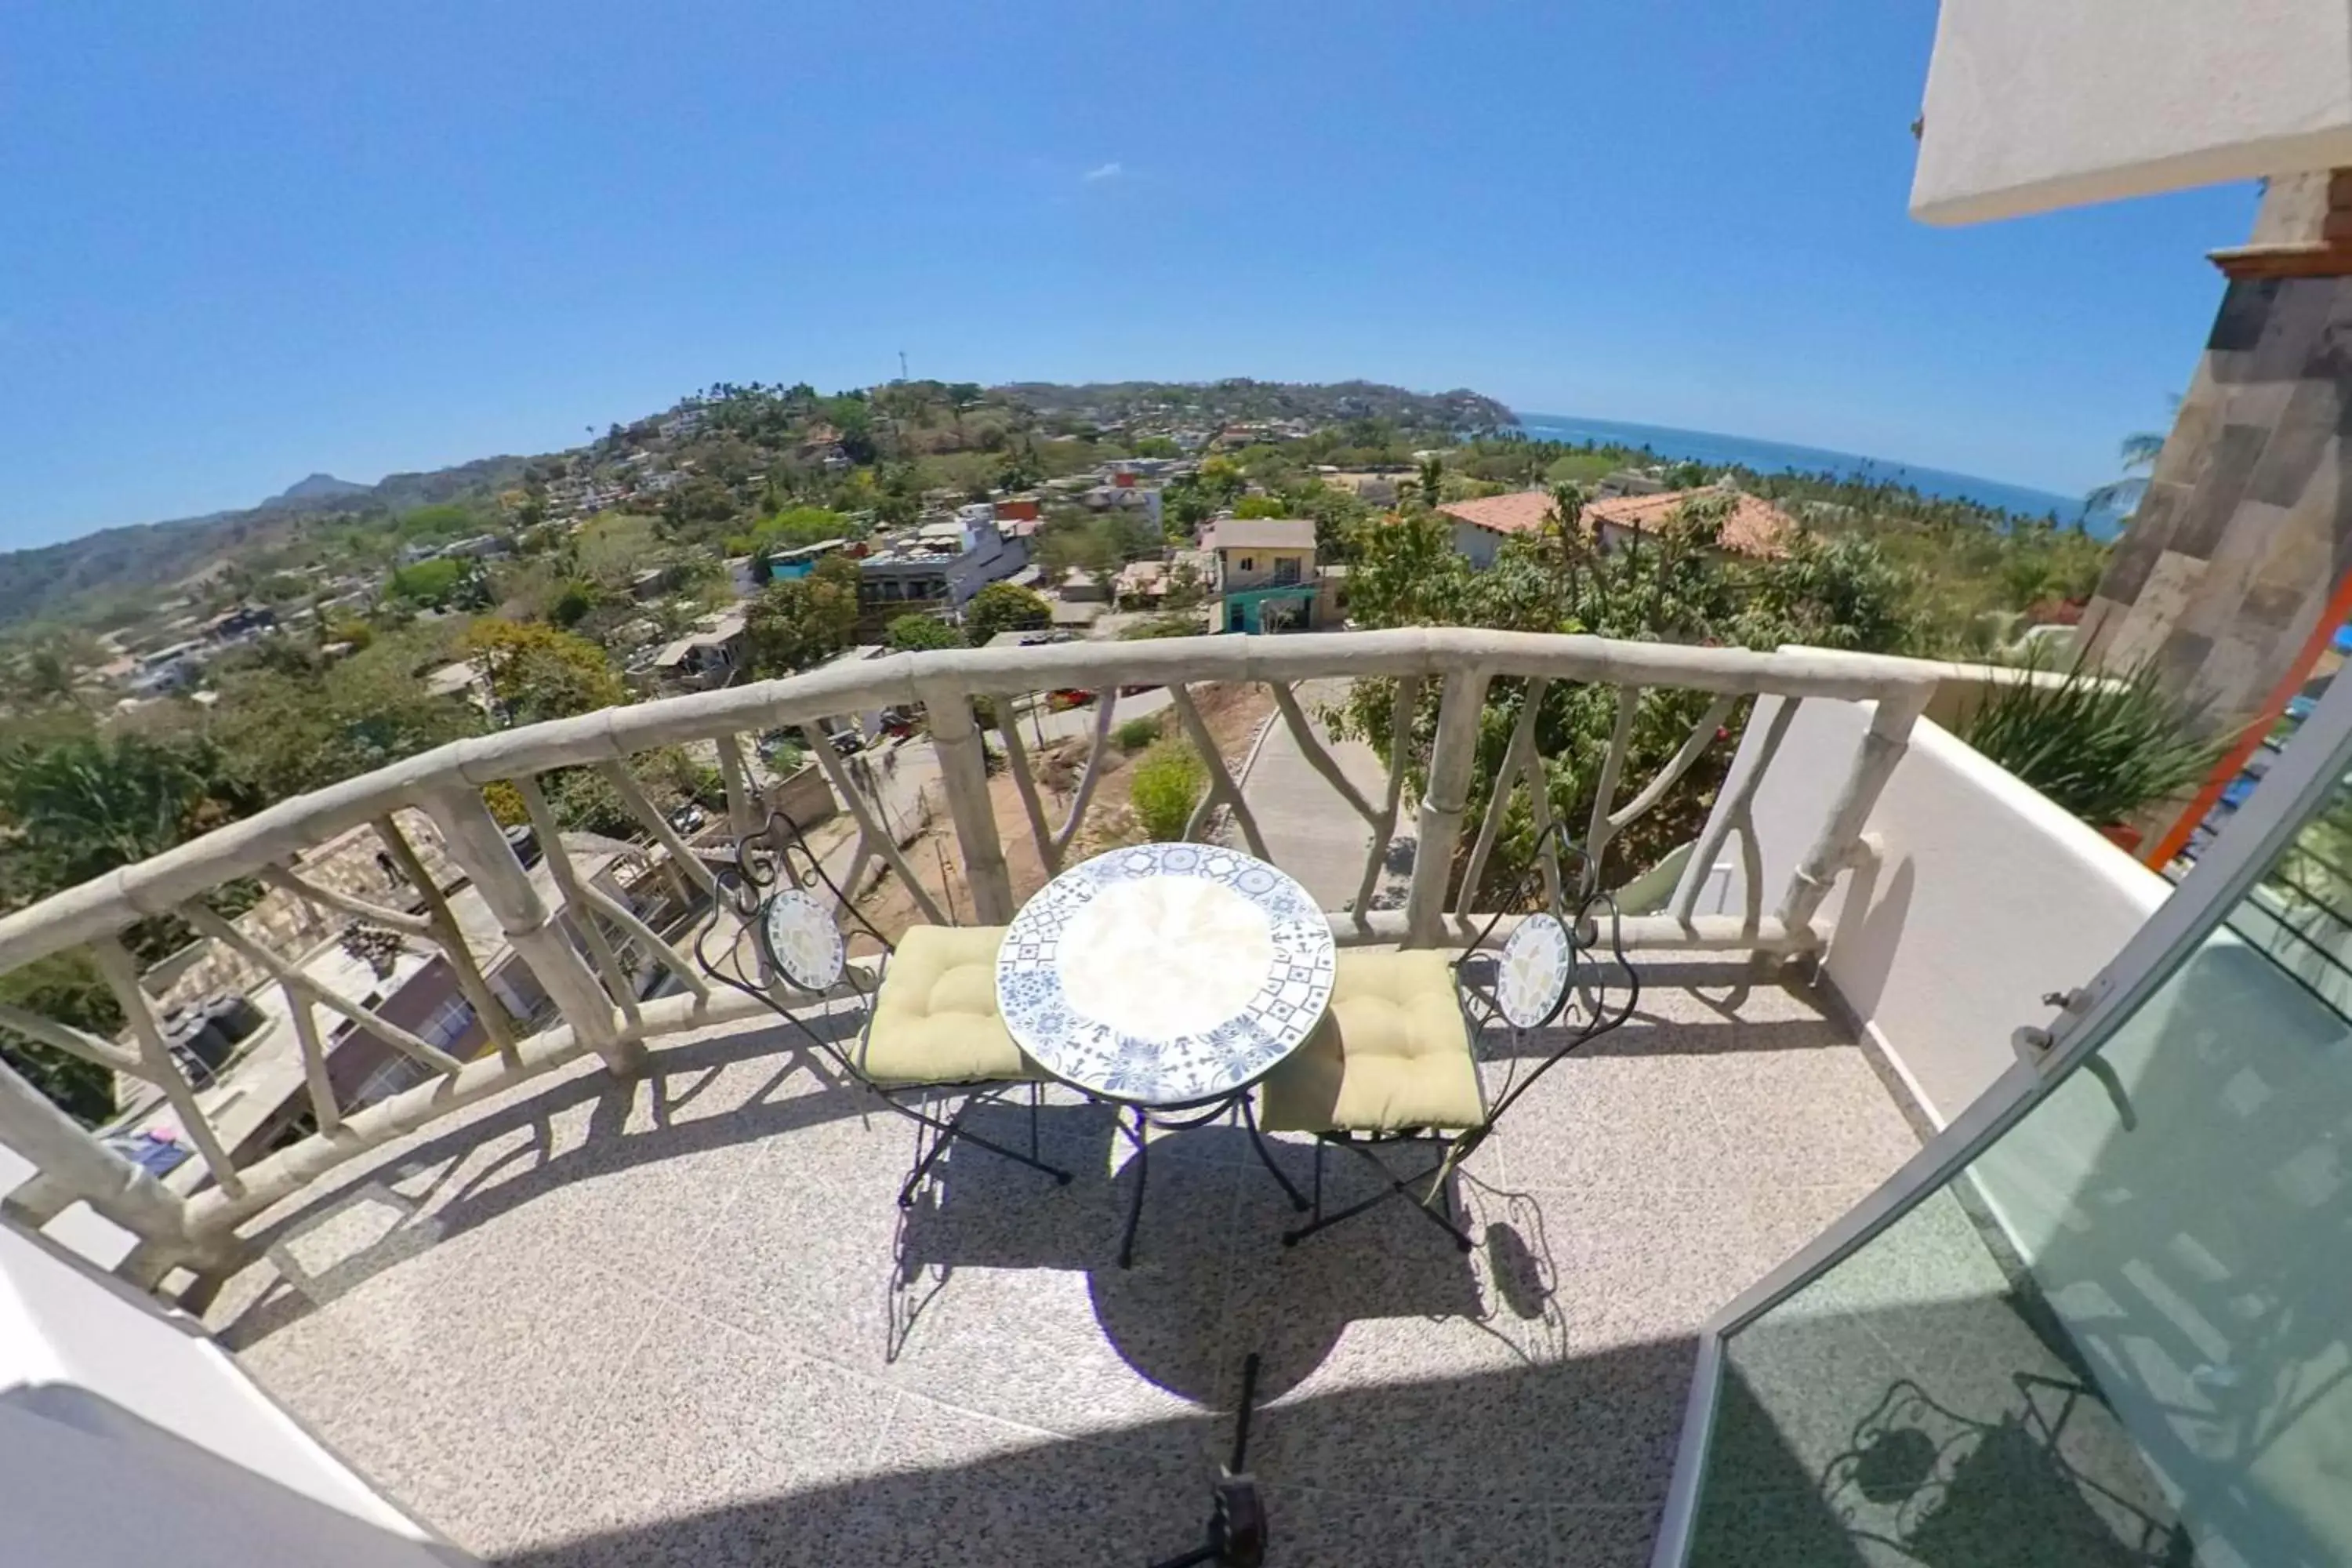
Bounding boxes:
0 630 1936 1281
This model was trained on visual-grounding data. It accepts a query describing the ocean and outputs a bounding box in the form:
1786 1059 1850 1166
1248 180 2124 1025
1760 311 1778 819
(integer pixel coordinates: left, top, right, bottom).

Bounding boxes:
1511 412 2122 535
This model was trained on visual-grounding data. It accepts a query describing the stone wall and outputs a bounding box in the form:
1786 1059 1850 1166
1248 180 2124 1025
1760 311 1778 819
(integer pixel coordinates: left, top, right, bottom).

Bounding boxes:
2080 172 2352 746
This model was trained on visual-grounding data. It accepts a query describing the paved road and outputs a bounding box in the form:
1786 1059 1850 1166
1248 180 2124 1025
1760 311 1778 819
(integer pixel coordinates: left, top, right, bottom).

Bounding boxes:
1236 678 1389 910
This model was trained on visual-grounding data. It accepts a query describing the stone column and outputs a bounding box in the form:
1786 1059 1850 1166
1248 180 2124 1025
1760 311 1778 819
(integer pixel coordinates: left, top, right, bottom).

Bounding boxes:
2081 173 2352 756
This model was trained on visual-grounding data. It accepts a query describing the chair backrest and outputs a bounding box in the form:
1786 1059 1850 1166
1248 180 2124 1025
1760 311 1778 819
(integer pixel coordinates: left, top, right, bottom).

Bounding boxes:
1454 822 1639 1131
693 810 890 1019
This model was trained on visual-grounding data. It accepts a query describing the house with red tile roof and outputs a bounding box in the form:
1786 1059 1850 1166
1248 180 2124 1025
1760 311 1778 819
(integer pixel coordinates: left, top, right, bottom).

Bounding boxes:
1438 485 1796 567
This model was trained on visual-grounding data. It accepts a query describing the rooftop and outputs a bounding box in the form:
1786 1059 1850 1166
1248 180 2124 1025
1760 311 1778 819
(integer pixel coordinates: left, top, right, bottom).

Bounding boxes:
1439 488 1797 561
1207 517 1316 552
1585 489 1796 561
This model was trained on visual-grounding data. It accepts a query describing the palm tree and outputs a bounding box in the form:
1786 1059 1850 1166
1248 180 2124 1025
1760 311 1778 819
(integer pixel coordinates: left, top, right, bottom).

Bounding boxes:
0 733 238 890
2087 402 2178 518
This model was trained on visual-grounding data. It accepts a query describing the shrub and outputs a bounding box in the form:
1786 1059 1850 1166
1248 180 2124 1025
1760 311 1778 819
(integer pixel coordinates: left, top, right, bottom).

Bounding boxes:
1129 740 1205 842
1117 613 1205 641
964 582 1051 646
1113 715 1163 752
886 612 961 653
1958 656 2224 826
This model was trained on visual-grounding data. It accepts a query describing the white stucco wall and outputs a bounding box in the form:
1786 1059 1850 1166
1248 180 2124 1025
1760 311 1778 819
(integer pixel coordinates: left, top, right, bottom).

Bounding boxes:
1449 521 1501 568
1679 695 2169 1126
0 1218 466 1566
1911 0 2352 223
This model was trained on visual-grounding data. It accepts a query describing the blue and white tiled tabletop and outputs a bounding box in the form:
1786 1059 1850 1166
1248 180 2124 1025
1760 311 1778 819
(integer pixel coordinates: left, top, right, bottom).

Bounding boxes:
995 843 1337 1107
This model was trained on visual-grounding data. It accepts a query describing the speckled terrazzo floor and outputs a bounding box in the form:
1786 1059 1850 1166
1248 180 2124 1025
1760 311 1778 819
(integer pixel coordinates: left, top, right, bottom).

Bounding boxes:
200 954 1922 1568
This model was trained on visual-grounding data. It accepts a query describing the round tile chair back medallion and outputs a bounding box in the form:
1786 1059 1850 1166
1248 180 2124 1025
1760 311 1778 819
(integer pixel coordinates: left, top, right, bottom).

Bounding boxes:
1496 912 1573 1030
763 888 847 991
997 844 1336 1105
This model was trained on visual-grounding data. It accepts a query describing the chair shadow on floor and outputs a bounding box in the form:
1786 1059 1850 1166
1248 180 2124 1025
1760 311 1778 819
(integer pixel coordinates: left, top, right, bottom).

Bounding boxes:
893 1103 1556 1407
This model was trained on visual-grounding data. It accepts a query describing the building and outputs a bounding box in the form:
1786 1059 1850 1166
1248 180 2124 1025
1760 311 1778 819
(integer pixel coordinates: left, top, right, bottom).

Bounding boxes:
650 609 749 691
126 641 207 695
1437 485 1796 568
423 660 492 712
1206 517 1338 633
855 512 1033 627
200 603 276 643
765 539 851 582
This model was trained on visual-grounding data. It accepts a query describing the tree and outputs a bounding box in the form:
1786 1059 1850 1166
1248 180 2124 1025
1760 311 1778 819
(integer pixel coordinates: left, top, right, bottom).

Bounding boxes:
1417 455 1445 510
0 954 122 1126
1197 456 1245 507
207 636 482 804
963 582 1051 647
1232 495 1289 519
2087 422 2172 518
743 555 859 677
886 612 962 653
386 557 485 609
0 731 252 894
1756 532 1915 653
459 620 625 726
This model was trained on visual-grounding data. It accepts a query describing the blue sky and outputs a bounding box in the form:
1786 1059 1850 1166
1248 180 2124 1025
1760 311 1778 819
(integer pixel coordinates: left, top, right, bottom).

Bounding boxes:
2 0 2256 550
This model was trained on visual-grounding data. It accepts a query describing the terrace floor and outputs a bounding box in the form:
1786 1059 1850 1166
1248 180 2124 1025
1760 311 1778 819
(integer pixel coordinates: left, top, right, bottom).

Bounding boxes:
201 955 1923 1567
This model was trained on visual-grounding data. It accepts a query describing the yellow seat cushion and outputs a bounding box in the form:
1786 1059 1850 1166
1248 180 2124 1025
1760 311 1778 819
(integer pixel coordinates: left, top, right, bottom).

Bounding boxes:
859 925 1043 1086
1258 949 1484 1134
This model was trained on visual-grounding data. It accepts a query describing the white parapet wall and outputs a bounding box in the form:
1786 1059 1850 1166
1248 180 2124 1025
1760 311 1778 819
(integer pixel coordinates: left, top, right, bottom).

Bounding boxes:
1679 694 2169 1126
0 1216 470 1567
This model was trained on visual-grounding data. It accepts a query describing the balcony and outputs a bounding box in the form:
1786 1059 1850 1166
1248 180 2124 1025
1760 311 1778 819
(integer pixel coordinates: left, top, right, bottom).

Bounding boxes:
0 630 2205 1566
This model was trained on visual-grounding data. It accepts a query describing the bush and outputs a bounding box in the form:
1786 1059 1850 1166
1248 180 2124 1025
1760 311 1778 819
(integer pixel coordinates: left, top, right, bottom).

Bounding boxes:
1129 740 1205 842
964 582 1051 646
1113 715 1163 752
1118 613 1205 641
1958 656 2223 826
886 612 962 653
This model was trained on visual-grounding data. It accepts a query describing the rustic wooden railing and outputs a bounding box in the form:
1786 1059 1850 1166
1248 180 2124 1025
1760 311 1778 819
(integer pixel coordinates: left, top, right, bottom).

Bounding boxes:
0 630 1938 1283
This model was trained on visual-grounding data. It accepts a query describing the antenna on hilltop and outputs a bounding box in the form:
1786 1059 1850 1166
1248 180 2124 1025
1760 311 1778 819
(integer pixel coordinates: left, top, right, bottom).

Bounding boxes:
898 350 909 383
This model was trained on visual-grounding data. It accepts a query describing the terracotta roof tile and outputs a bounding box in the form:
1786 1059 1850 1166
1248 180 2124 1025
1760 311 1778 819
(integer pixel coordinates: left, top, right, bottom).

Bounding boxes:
1435 492 1557 538
1584 489 1797 559
1439 488 1795 560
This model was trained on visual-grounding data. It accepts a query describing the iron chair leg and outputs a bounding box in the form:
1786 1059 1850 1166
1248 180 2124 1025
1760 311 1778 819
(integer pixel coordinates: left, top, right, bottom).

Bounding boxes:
1279 1134 1475 1253
1240 1096 1309 1214
890 1087 1074 1210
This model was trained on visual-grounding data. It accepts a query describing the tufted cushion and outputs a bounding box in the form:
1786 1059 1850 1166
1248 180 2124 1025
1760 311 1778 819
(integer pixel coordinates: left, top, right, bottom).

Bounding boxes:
1258 949 1484 1134
859 925 1044 1086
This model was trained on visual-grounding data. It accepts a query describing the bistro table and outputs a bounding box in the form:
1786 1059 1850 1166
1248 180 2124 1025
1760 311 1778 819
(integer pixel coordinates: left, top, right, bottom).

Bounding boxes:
995 841 1337 1266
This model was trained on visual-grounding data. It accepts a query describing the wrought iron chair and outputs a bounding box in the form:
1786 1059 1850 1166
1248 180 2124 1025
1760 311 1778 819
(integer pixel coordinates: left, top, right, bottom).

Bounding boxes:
694 811 1073 1207
1250 825 1638 1250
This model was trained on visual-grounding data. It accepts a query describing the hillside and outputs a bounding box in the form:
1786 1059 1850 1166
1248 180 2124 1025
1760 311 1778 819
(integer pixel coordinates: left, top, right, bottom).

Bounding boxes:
0 454 535 630
995 378 1513 435
0 377 1507 632
267 473 369 506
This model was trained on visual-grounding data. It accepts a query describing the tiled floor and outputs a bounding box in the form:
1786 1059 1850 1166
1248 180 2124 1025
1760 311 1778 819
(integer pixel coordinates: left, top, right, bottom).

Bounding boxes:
202 954 1922 1567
